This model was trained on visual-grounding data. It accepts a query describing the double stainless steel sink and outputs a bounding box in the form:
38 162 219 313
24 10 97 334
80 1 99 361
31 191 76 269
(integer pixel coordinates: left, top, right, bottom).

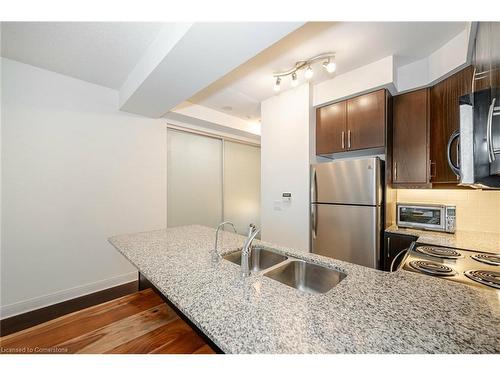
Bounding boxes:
223 247 346 294
222 247 288 272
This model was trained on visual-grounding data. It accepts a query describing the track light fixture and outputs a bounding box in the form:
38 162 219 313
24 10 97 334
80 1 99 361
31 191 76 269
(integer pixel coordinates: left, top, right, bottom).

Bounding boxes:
272 52 336 91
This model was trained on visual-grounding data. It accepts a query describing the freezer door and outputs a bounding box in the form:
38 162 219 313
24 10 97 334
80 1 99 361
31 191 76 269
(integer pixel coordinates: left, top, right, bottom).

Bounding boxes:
311 204 380 268
311 158 382 206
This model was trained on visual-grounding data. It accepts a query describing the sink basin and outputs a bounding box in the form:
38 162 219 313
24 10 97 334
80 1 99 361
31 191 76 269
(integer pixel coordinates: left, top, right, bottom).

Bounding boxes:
264 260 346 294
223 247 287 272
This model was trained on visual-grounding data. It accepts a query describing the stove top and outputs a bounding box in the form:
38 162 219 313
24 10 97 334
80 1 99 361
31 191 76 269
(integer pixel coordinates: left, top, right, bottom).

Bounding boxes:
400 243 500 291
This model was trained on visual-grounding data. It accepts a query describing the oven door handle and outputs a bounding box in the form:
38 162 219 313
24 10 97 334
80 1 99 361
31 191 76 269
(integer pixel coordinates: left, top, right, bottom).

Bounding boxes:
390 247 411 272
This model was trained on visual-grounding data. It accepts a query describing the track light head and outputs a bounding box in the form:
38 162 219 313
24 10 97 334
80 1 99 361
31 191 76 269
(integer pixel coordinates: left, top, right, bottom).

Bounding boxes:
323 59 336 73
273 77 281 92
304 65 314 80
291 72 298 87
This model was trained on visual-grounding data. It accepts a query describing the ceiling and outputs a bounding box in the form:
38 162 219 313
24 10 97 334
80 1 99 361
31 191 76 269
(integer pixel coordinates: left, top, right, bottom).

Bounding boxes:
1 21 468 122
188 22 468 121
1 22 163 89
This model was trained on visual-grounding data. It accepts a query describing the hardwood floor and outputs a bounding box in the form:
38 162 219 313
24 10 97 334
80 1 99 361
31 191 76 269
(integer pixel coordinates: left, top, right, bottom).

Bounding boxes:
0 288 215 354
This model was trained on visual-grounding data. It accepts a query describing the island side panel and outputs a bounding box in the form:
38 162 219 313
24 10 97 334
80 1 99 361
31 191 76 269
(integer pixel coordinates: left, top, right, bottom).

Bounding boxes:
138 272 224 354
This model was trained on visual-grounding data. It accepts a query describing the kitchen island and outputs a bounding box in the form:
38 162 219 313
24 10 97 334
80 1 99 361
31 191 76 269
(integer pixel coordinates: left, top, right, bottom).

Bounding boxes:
109 225 500 354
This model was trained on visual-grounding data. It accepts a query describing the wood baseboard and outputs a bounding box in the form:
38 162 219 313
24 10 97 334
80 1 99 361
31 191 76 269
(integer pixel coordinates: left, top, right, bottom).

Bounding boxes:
0 278 139 337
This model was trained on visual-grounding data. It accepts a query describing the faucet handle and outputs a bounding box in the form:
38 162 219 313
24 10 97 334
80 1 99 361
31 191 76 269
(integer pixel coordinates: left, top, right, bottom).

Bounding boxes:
247 223 256 237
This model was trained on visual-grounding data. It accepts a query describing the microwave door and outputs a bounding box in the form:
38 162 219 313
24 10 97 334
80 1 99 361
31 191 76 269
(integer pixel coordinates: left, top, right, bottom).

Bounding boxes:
490 96 500 176
457 89 500 188
474 91 500 187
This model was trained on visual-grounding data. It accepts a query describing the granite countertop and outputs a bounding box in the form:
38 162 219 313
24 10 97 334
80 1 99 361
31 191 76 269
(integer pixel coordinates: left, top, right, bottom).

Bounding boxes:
109 225 500 354
385 225 500 254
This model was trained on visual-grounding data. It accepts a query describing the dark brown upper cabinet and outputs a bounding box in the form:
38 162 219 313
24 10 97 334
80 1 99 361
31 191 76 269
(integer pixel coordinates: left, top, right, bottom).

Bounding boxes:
316 101 347 154
472 22 500 94
316 89 386 156
392 88 430 187
429 66 473 184
347 89 386 150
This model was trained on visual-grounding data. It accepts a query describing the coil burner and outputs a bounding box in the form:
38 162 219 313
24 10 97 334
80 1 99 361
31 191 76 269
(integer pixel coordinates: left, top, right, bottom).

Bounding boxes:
409 260 456 276
464 270 500 289
415 246 462 259
471 253 500 266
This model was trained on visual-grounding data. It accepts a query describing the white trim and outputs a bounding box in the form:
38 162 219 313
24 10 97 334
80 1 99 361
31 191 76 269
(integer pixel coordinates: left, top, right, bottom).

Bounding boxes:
0 272 138 319
165 118 260 145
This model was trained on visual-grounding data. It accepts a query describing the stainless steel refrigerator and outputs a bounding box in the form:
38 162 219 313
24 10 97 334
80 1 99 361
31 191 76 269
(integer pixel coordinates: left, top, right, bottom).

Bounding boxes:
310 157 383 268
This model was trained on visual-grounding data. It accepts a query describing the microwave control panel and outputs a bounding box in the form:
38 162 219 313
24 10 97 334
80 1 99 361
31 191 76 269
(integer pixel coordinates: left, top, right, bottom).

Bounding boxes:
445 206 456 233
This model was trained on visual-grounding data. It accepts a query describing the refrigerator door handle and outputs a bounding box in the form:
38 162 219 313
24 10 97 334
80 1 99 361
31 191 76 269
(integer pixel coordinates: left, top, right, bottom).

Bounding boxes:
311 167 317 203
311 168 318 241
311 204 317 239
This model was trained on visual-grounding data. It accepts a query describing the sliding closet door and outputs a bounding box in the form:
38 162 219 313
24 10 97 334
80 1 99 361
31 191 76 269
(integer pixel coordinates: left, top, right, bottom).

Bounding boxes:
167 129 222 228
223 141 261 235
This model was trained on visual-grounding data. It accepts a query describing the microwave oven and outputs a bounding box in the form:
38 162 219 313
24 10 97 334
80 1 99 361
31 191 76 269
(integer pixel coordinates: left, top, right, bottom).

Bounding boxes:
396 204 456 233
448 89 500 189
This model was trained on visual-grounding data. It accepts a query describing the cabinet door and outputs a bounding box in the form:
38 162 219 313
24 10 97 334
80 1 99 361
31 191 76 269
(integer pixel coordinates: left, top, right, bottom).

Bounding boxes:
430 66 473 184
489 22 500 98
347 89 386 150
392 89 430 186
316 101 347 154
382 233 417 272
473 22 492 93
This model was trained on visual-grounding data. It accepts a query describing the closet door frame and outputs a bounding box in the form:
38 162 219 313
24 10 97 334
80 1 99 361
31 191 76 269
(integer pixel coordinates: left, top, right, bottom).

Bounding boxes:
166 124 260 226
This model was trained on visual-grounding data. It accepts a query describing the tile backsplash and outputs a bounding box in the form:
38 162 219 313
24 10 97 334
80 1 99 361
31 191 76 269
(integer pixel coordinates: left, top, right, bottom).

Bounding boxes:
395 189 500 234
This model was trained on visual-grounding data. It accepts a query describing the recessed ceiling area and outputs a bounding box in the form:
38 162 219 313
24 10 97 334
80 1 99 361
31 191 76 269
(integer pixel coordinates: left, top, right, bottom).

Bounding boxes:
188 21 468 121
1 22 164 89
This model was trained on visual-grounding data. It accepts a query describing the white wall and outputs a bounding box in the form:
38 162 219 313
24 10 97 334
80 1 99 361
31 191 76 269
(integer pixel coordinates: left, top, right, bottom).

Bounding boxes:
313 56 397 107
1 58 167 318
261 83 312 251
165 101 261 141
0 28 3 301
396 28 472 93
314 25 474 105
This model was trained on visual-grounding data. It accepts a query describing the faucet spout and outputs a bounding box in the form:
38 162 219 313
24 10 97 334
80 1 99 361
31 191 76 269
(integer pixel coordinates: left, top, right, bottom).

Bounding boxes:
241 226 261 277
213 221 237 261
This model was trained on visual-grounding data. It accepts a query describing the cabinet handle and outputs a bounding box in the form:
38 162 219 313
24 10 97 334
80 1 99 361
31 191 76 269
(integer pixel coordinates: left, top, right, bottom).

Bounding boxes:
387 237 391 259
341 131 345 149
394 162 397 181
430 161 436 178
471 65 476 97
347 130 351 149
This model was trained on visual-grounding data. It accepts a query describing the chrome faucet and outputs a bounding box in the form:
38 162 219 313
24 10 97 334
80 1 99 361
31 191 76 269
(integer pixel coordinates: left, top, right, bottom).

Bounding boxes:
213 221 238 261
241 225 261 277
